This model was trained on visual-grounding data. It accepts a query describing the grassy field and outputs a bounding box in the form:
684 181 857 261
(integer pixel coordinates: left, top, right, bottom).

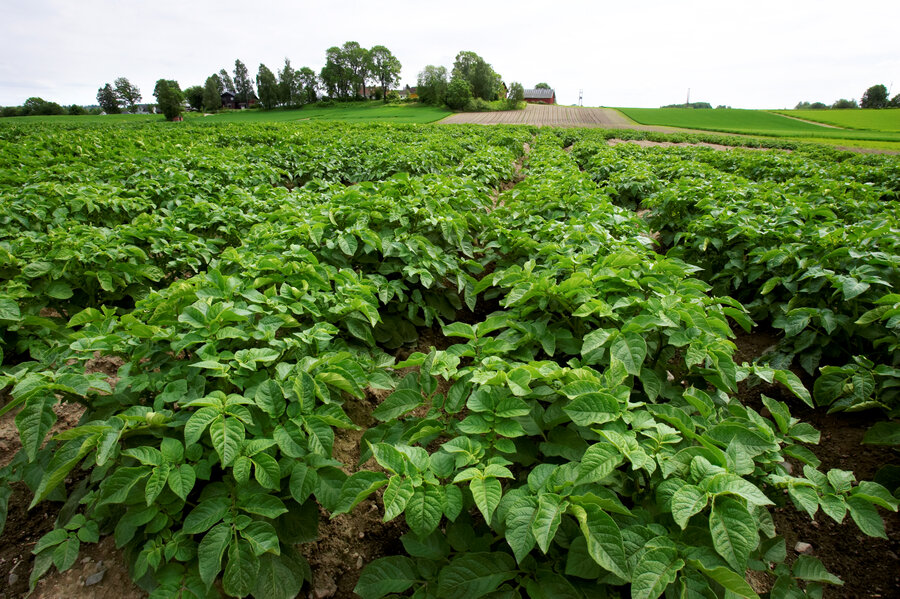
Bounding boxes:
0 102 451 125
616 107 900 147
773 108 900 132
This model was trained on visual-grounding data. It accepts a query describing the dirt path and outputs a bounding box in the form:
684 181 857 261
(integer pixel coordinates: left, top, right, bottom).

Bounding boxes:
438 104 678 131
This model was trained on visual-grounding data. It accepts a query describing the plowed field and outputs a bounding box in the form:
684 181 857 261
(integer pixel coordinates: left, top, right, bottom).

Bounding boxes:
438 103 669 129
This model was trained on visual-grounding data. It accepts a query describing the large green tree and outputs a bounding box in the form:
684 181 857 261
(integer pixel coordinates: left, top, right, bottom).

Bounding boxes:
452 51 501 101
507 81 524 108
183 85 204 111
342 41 369 98
861 84 889 108
320 46 348 98
233 59 254 105
417 65 448 105
202 75 222 112
153 79 184 121
219 69 235 93
256 63 279 110
96 83 120 114
534 82 551 89
113 77 141 112
445 77 472 110
298 67 318 103
368 45 401 103
278 58 302 107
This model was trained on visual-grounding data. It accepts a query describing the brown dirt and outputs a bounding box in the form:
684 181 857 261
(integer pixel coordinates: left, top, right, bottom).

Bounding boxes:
438 104 675 130
733 329 900 598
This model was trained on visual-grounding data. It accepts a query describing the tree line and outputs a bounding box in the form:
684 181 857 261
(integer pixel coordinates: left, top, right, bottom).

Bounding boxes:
416 51 525 111
796 84 900 110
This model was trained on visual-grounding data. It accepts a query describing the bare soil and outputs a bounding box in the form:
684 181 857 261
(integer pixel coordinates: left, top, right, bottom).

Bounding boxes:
439 104 674 130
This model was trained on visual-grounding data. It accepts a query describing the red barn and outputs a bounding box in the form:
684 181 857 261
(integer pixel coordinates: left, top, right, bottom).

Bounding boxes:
523 88 556 104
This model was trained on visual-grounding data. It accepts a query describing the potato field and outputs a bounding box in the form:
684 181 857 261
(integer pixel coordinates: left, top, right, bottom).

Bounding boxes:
0 122 898 599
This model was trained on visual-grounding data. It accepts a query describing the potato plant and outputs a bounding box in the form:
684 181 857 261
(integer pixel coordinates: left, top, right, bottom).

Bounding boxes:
0 122 897 599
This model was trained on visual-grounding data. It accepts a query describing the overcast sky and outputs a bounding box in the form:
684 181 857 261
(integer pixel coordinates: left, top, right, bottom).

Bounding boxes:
2 0 898 109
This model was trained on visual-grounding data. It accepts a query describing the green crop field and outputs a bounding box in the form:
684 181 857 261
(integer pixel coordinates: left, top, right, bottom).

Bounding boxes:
1 102 451 125
1 121 899 599
616 107 900 147
773 108 900 132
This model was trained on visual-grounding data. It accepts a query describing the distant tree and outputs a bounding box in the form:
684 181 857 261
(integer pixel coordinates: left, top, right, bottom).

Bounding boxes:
233 59 255 105
452 51 501 101
832 98 858 109
535 82 551 89
861 84 889 108
891 94 900 108
445 77 472 110
795 101 811 110
369 45 402 103
219 69 235 93
202 75 222 112
320 46 347 98
1 106 22 117
277 58 300 107
183 85 204 111
113 77 141 112
417 65 448 105
507 82 524 109
342 42 369 98
153 79 184 121
810 101 828 110
68 104 87 116
22 97 64 116
96 83 120 114
256 63 279 110
298 67 318 103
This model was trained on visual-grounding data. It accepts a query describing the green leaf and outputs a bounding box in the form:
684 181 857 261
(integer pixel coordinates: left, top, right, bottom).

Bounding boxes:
372 389 423 421
252 453 282 490
289 463 318 505
611 332 647 376
0 297 21 321
167 464 196 501
145 463 171 505
687 559 760 598
255 380 285 418
405 484 443 537
198 523 230 588
709 496 757 571
631 546 684 599
183 496 231 535
383 476 415 522
671 484 708 529
333 471 388 516
706 473 773 506
505 498 537 563
863 421 900 445
443 322 476 340
15 394 57 462
52 536 80 572
564 392 620 426
354 556 419 599
792 555 842 585
846 495 887 538
46 281 74 299
184 406 219 446
437 552 517 599
774 370 813 408
470 477 502 524
577 443 622 484
33 528 68 554
570 503 628 580
241 520 280 556
252 553 305 599
209 416 244 467
852 481 899 511
532 494 566 553
223 539 260 598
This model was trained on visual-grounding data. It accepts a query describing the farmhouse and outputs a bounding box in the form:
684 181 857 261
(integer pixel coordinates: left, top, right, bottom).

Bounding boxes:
523 88 556 105
220 91 258 110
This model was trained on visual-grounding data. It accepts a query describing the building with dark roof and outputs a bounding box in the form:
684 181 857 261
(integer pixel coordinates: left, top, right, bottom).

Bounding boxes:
523 88 556 105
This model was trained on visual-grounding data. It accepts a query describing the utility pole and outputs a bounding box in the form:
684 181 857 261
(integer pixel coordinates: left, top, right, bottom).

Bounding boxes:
578 89 583 106
686 88 690 106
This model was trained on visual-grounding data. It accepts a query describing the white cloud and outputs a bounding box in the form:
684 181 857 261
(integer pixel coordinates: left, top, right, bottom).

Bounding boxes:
1 0 898 108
